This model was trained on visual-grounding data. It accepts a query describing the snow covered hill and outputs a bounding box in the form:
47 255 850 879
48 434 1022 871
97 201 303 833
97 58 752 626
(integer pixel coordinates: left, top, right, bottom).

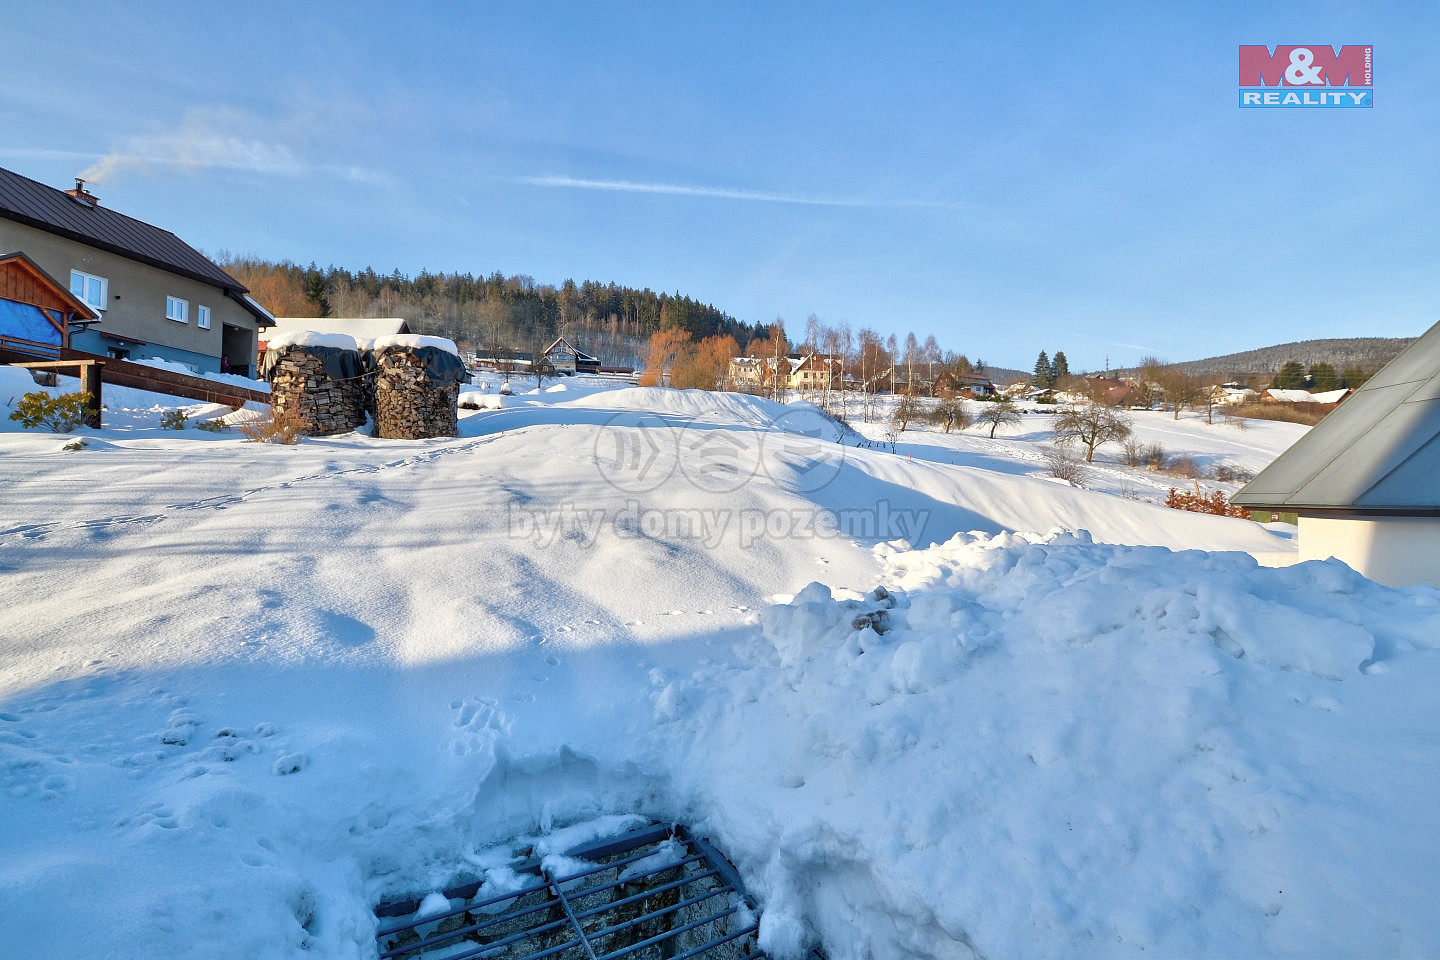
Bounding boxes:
2 371 1437 959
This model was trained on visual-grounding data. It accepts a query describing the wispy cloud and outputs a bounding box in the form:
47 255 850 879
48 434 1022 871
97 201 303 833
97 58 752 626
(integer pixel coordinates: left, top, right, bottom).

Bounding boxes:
514 174 948 209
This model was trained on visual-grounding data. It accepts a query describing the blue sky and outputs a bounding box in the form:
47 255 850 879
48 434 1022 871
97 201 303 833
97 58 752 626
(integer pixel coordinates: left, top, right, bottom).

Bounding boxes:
4 1 1437 371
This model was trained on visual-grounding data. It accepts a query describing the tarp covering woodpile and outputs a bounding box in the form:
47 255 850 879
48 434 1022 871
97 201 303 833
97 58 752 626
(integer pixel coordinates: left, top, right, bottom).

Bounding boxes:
367 335 466 439
260 330 367 436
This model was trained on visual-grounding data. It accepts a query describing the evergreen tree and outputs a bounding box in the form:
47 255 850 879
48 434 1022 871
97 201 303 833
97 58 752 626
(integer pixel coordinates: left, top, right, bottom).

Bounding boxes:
1341 366 1372 389
1034 350 1052 388
1272 360 1306 389
1053 351 1070 382
303 263 332 318
1308 362 1340 392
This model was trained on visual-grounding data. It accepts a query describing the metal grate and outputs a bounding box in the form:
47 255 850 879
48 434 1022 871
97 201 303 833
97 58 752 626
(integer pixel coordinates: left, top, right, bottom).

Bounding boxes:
374 823 764 960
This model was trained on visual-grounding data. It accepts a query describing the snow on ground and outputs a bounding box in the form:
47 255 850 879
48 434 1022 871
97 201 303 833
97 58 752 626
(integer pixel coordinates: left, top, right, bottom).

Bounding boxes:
2 375 1437 959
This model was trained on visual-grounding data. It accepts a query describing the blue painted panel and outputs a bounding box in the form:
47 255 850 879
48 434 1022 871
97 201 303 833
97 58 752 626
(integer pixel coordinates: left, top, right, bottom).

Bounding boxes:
0 298 62 345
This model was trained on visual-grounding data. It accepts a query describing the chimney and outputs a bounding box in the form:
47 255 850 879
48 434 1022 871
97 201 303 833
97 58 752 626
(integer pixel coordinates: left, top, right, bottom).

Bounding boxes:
66 177 100 208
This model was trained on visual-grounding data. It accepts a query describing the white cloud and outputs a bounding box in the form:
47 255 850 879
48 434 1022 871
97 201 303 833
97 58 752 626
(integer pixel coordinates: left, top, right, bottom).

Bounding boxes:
514 174 947 209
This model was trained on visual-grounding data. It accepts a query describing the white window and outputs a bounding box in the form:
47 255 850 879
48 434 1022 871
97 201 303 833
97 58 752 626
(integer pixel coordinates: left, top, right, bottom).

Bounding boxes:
166 296 188 323
70 270 108 312
197 304 211 330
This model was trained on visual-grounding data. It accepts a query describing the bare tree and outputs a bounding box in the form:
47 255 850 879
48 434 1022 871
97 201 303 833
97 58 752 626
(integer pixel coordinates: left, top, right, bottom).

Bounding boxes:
1052 404 1133 462
924 334 940 394
929 397 970 433
1138 356 1166 409
1158 367 1204 420
975 397 1022 438
904 332 920 397
893 394 920 431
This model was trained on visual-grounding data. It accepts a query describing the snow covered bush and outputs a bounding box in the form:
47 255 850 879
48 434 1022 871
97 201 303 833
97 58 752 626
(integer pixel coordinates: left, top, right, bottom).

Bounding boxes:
8 390 95 432
236 403 307 444
1043 444 1088 486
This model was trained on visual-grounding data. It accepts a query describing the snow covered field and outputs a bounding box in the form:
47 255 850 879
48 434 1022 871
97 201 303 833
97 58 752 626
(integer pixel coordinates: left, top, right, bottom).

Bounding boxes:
3 369 1438 959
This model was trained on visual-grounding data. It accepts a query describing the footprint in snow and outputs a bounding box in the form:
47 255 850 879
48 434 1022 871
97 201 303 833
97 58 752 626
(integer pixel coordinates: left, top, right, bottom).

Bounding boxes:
272 753 308 775
160 709 205 746
450 699 509 757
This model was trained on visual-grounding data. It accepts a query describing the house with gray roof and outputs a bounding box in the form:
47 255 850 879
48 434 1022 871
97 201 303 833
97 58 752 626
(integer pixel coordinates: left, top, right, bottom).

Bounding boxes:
1232 318 1440 588
0 166 272 376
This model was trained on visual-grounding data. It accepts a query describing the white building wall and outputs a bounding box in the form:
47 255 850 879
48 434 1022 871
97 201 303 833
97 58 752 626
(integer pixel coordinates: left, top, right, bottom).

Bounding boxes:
1299 515 1440 589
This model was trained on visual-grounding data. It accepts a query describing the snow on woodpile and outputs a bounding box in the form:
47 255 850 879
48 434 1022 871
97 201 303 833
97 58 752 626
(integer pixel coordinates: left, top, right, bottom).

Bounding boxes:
369 338 467 439
261 332 367 436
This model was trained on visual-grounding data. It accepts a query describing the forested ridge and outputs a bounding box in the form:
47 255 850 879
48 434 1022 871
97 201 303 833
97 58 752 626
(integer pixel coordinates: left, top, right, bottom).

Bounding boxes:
1150 337 1416 379
219 256 768 368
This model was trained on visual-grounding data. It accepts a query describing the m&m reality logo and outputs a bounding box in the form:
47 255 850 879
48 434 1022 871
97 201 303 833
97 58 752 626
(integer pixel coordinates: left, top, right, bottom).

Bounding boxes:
1239 45 1372 108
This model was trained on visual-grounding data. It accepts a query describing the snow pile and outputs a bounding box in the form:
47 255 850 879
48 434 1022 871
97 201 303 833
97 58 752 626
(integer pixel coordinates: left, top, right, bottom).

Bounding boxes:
457 388 506 410
369 334 460 356
264 329 361 352
657 531 1440 957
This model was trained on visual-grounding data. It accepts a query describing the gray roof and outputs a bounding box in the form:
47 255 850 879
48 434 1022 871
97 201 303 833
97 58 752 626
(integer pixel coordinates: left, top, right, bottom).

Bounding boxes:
1233 318 1440 514
0 165 248 296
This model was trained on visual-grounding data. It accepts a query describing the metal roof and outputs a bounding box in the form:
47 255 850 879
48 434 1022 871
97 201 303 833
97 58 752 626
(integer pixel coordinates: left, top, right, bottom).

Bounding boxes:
0 166 248 296
1233 318 1440 514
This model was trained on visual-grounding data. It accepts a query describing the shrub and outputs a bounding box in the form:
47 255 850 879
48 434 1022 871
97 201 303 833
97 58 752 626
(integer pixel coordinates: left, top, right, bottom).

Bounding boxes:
1227 402 1327 426
195 418 229 433
1213 463 1254 483
1163 453 1202 479
1043 445 1088 486
161 409 189 430
63 438 89 451
8 391 96 433
1165 487 1248 518
1120 438 1169 469
236 403 307 444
